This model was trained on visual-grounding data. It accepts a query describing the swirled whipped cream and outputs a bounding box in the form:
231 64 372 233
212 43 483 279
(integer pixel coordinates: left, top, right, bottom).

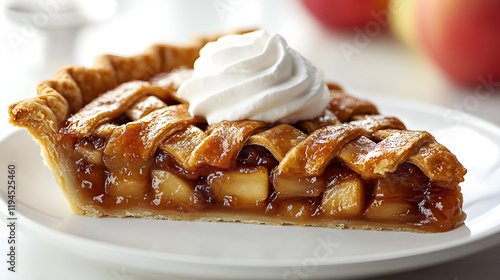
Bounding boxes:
176 30 329 125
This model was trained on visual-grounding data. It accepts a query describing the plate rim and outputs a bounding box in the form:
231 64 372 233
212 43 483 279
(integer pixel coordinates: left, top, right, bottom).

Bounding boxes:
2 96 500 278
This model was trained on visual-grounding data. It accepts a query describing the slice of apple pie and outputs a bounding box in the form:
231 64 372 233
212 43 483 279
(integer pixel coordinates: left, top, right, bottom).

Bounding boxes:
8 30 466 233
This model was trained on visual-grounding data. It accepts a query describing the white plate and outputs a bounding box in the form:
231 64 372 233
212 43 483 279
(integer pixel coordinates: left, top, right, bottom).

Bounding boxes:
1 97 500 280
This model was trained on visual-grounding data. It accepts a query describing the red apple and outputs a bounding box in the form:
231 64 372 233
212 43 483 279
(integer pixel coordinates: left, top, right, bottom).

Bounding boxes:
416 0 500 86
301 0 390 30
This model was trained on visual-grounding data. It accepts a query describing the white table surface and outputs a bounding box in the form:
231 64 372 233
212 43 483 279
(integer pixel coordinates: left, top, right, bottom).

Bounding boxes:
1 1 499 279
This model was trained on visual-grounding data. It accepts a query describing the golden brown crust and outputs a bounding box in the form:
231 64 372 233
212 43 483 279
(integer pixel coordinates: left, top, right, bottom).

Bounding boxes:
327 84 379 122
9 45 202 137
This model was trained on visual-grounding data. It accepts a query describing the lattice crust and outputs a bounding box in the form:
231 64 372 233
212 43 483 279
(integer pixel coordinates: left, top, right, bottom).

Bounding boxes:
54 74 465 184
8 34 467 232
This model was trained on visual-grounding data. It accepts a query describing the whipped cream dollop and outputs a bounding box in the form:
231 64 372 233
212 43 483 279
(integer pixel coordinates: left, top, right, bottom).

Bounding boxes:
176 30 329 125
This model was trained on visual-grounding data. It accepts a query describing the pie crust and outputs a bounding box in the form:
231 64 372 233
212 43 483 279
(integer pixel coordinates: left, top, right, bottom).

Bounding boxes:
8 32 467 233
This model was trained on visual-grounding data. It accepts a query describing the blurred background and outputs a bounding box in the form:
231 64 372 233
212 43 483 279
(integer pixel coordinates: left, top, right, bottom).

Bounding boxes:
0 0 499 279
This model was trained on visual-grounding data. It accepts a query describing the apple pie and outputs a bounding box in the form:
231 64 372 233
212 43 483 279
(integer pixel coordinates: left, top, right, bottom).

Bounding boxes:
8 31 466 233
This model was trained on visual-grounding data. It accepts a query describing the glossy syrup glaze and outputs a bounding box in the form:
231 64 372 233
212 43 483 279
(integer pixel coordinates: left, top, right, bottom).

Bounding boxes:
55 72 466 233
61 129 465 232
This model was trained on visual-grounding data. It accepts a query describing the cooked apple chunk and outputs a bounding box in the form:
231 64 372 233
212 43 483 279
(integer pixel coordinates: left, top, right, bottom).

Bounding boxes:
209 166 269 207
151 169 196 205
364 200 416 223
273 173 326 199
75 144 103 165
105 168 148 198
278 199 314 220
321 174 365 217
363 164 425 223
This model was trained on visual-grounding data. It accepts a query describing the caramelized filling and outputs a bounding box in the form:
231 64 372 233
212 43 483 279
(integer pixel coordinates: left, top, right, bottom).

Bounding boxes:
63 131 464 232
56 73 466 233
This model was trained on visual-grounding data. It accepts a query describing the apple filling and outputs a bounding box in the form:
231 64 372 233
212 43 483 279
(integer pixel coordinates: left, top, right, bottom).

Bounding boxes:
66 134 463 232
53 71 466 233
